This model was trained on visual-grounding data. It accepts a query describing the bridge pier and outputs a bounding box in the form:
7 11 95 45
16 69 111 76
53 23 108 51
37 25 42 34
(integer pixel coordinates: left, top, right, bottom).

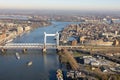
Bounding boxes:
56 49 59 53
56 47 62 53
43 32 60 53
1 48 7 53
42 47 47 53
23 48 27 53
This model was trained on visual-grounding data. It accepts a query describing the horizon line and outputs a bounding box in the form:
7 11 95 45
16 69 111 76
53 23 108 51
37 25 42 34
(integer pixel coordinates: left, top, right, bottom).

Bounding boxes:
0 8 120 11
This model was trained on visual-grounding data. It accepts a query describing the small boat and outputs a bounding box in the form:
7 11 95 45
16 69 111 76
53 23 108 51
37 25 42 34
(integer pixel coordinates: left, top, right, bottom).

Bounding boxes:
16 52 20 60
27 61 32 66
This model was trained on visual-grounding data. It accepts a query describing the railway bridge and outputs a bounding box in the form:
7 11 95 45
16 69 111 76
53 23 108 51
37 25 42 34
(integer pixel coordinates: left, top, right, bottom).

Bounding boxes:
0 32 120 53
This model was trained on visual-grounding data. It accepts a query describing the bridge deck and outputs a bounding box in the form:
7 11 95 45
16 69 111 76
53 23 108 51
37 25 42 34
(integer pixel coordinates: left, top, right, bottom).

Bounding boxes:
1 43 120 52
0 43 57 49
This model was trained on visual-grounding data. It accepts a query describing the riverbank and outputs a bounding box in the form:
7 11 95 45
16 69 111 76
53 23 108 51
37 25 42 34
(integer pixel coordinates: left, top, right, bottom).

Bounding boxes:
0 21 52 45
30 21 51 29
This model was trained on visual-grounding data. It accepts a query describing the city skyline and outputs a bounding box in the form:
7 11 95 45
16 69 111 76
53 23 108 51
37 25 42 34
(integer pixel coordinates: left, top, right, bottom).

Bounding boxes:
0 0 120 11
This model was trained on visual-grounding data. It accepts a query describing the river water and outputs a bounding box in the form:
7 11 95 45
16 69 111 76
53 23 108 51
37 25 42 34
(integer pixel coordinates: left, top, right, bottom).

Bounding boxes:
0 21 80 80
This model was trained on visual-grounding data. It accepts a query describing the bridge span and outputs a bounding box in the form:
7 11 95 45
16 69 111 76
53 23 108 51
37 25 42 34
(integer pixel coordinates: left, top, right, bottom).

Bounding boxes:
0 43 57 49
1 43 120 51
0 43 84 49
1 32 120 53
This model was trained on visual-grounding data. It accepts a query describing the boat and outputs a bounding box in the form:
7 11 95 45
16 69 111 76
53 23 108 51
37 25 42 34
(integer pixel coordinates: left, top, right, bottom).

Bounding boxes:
56 69 63 80
27 61 32 66
16 52 20 60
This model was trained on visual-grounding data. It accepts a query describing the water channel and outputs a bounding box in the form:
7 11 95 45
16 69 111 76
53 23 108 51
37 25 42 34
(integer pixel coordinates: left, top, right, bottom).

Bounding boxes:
0 21 80 80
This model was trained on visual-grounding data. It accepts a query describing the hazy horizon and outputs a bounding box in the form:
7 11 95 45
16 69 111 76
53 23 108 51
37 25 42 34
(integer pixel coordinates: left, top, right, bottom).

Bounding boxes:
0 9 120 16
0 0 120 11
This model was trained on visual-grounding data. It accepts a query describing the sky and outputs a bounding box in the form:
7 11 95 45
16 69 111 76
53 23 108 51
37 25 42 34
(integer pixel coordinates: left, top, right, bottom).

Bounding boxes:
0 0 120 11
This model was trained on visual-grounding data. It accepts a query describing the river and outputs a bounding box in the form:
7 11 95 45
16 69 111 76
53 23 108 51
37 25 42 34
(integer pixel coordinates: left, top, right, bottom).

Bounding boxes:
0 21 80 80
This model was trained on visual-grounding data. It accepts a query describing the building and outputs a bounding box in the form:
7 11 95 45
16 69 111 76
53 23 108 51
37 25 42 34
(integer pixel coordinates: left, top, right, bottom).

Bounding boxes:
86 40 113 46
17 26 23 34
71 40 77 46
24 26 31 31
0 30 6 39
80 36 85 44
100 66 108 72
90 61 100 66
83 56 100 66
113 39 119 46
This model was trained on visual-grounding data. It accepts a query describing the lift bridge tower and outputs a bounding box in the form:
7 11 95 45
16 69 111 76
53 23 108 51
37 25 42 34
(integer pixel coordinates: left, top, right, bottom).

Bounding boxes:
43 32 59 52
